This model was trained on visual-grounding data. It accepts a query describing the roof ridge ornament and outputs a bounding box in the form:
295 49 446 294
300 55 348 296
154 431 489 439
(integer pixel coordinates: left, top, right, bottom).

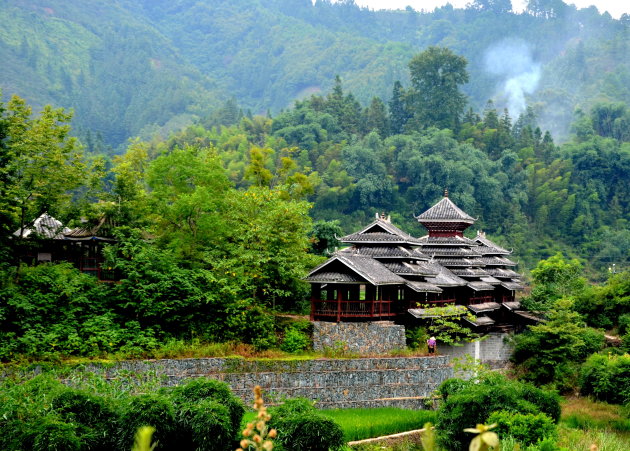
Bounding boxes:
444 188 449 198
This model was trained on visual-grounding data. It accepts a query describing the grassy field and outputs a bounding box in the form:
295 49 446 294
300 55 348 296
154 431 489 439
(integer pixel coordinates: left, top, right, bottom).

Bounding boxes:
322 407 437 442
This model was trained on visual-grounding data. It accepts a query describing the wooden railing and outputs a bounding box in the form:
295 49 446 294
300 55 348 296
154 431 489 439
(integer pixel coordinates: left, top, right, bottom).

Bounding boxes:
469 296 493 304
311 299 396 321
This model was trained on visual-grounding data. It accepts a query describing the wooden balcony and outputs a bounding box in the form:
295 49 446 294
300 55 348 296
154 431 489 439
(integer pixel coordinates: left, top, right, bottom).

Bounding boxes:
311 299 396 322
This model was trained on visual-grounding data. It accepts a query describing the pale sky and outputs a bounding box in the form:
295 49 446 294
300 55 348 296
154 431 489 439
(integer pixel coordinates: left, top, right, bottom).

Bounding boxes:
352 0 628 19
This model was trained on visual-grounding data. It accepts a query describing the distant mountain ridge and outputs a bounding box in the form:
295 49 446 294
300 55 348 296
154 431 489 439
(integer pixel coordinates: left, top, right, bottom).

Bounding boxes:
1 0 627 147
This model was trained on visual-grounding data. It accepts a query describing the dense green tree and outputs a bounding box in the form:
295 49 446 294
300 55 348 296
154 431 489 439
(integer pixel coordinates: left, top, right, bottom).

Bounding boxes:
0 95 85 240
389 81 410 135
407 47 469 131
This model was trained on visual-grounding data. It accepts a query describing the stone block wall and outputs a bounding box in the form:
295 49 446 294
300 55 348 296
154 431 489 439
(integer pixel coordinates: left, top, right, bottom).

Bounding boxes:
438 333 512 368
73 356 453 409
312 321 406 354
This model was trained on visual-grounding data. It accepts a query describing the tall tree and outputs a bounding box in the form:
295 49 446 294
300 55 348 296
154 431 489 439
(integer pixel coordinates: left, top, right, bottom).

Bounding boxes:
0 95 85 238
407 47 469 131
389 81 409 135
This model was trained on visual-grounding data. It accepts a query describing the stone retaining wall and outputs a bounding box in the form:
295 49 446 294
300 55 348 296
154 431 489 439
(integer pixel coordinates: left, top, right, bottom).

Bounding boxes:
438 333 512 368
312 321 406 354
73 356 452 409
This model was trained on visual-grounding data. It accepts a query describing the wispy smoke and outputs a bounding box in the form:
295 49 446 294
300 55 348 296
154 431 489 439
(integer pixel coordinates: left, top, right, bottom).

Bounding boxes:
483 39 541 117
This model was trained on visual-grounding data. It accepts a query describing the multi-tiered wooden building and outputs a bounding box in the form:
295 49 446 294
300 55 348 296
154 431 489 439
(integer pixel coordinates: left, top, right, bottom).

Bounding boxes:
306 193 525 330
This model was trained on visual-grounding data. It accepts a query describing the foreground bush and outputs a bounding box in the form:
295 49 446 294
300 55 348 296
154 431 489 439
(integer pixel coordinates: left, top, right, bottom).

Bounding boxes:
436 372 560 450
579 353 630 405
167 378 245 436
269 398 344 451
487 410 557 446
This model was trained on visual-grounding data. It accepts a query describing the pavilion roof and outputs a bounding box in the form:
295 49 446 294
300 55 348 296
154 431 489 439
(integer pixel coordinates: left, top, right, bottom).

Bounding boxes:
305 254 405 286
467 281 495 291
340 216 423 245
339 245 426 259
415 196 475 224
467 302 501 313
417 236 479 246
425 265 467 287
474 231 511 255
382 261 439 277
13 213 70 239
405 281 443 293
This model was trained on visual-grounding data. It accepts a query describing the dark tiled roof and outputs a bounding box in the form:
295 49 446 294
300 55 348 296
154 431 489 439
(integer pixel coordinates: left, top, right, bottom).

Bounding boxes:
13 213 70 239
434 257 484 267
468 302 501 313
382 261 440 277
340 218 423 245
484 268 521 279
502 301 521 311
479 256 517 266
500 281 524 290
306 254 405 285
450 268 490 277
417 236 479 246
480 275 502 285
467 281 495 291
420 246 481 257
474 232 511 254
416 197 475 223
425 266 467 287
339 245 413 259
304 271 363 283
465 316 495 326
405 281 443 293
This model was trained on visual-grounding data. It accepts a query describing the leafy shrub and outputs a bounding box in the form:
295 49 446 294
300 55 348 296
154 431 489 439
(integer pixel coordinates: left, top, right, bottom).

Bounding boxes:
28 416 83 451
51 388 118 450
167 378 244 436
274 413 345 451
280 327 310 353
487 410 556 446
579 352 630 404
269 398 344 450
117 394 178 450
435 373 560 450
178 399 232 451
511 308 605 391
436 378 469 401
619 313 630 335
269 397 316 420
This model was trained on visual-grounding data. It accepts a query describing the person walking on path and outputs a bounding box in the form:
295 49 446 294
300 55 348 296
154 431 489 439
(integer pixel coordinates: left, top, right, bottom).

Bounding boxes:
427 336 437 354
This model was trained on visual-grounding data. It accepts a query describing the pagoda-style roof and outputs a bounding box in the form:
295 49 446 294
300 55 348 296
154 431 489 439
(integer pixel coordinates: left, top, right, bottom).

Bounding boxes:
382 261 440 277
465 316 495 327
484 268 521 279
450 268 490 278
13 213 70 239
415 196 475 224
417 236 478 246
425 265 467 287
405 281 443 293
64 216 117 241
500 280 524 290
479 256 517 266
434 257 484 267
467 281 495 291
340 215 423 245
305 254 405 286
467 302 501 313
474 231 511 255
480 275 502 285
339 245 426 259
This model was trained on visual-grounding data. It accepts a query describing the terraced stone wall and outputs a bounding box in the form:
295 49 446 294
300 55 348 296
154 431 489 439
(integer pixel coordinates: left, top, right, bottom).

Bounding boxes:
74 356 453 409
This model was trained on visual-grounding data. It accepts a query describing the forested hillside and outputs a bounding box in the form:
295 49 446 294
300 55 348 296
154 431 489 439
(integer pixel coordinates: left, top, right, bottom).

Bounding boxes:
1 0 628 148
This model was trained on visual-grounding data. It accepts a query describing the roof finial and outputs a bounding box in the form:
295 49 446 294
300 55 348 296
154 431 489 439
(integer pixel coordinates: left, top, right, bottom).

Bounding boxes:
444 188 449 198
